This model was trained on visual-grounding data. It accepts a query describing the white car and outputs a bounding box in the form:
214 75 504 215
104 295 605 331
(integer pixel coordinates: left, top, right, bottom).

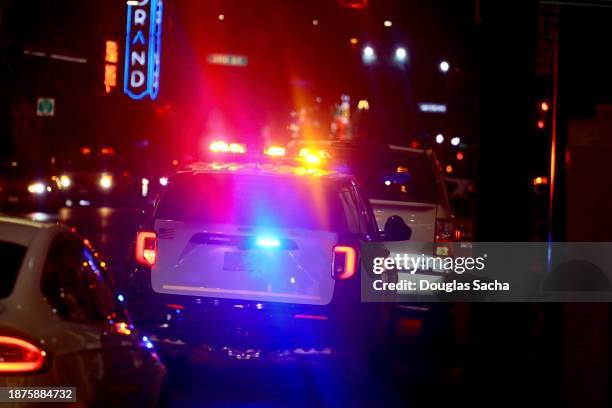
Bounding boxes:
129 157 396 359
289 141 454 243
288 141 455 297
0 216 166 406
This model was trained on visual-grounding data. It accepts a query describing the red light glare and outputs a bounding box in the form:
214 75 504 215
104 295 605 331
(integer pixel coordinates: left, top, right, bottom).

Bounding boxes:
100 147 115 155
456 152 464 161
409 140 419 148
80 147 91 155
537 120 545 129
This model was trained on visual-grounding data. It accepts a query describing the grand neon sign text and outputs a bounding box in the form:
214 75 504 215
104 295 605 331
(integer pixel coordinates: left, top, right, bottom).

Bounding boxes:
124 0 163 100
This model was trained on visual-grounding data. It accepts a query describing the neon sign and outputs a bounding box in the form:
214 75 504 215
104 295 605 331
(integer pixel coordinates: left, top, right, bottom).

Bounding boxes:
124 0 163 100
104 40 118 93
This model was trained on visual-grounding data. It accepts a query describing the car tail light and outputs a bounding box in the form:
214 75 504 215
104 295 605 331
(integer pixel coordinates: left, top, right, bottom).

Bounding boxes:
135 231 157 266
0 336 46 374
332 245 357 279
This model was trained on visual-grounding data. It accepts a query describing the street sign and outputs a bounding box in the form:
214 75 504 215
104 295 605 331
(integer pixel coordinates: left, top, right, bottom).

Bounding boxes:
36 98 55 117
207 54 248 67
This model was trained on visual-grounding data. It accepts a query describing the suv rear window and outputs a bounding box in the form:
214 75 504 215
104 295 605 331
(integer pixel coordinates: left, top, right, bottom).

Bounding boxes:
0 241 26 298
333 149 440 204
155 173 345 231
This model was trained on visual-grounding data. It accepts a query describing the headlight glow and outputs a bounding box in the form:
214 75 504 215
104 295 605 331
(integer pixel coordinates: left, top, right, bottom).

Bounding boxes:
59 175 71 188
27 182 46 195
99 174 113 189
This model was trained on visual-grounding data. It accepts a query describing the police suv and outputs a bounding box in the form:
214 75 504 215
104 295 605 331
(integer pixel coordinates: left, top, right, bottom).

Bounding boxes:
129 143 403 359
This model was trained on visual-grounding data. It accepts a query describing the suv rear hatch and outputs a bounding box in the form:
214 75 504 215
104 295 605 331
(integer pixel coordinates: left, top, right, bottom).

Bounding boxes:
150 172 344 306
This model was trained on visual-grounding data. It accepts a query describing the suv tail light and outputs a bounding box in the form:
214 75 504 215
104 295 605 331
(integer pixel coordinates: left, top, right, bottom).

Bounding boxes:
332 245 357 279
135 231 157 266
0 336 46 374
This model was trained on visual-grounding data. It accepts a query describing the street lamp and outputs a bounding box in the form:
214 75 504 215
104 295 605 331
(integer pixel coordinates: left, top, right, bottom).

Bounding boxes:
362 46 376 64
439 60 450 73
451 136 460 146
435 134 444 144
395 47 407 63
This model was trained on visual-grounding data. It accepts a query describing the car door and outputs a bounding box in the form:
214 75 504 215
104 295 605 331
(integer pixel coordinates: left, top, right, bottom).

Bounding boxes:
42 234 156 406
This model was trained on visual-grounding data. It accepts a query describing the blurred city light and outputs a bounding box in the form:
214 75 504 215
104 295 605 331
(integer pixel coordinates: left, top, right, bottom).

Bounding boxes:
218 14 225 21
439 60 450 73
210 141 229 152
395 47 408 62
357 99 370 110
104 64 118 93
141 178 149 198
312 19 319 26
105 41 119 64
59 175 71 188
419 103 447 113
537 120 545 129
445 165 454 173
540 101 550 112
159 177 169 186
264 146 286 156
435 134 444 144
27 182 46 195
533 176 549 186
384 20 393 27
362 46 376 63
228 143 247 153
456 151 464 161
99 174 113 190
349 37 359 45
450 137 461 146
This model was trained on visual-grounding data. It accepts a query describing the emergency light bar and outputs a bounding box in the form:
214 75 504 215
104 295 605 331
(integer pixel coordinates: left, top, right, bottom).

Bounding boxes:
209 141 247 154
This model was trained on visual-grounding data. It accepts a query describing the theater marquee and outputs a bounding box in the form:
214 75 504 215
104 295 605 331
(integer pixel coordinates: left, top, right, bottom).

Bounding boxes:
124 0 163 100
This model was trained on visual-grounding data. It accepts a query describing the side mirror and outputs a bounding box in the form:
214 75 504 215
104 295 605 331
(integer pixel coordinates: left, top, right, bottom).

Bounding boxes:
384 215 412 242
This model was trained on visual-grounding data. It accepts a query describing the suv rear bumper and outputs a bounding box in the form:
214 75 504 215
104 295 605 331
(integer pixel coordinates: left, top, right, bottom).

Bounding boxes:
128 266 388 354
